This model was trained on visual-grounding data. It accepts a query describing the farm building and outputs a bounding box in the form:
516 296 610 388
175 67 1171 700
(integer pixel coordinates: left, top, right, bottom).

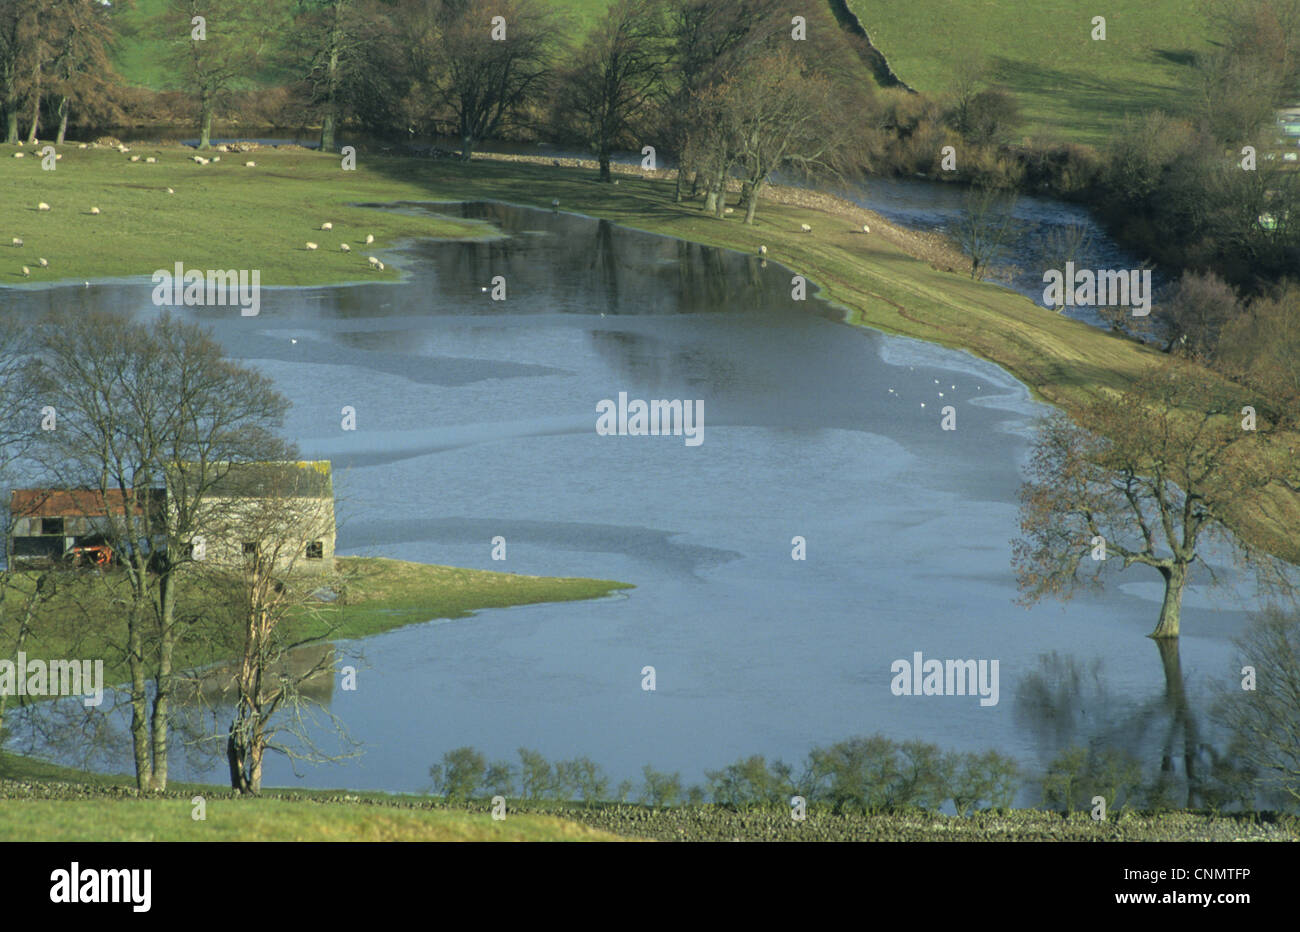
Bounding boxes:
7 461 336 574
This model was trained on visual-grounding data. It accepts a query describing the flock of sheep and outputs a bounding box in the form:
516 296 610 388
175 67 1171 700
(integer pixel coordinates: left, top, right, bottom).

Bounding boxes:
8 139 880 280
9 144 390 280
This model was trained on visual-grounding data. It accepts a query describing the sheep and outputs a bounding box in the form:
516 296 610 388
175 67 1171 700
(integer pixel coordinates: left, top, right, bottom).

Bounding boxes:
724 207 734 214
20 266 29 277
78 143 87 149
758 245 767 256
129 155 140 162
321 222 333 231
367 256 381 268
364 234 374 245
245 161 255 167
11 238 21 247
551 198 560 210
37 202 50 211
305 242 318 250
800 223 812 233
38 257 47 267
166 187 175 194
340 243 351 252
11 152 22 159
90 207 100 215
145 157 156 163
378 261 385 270
862 224 870 234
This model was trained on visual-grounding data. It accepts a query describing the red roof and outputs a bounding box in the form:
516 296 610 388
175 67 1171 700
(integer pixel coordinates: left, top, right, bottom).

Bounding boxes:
10 489 141 518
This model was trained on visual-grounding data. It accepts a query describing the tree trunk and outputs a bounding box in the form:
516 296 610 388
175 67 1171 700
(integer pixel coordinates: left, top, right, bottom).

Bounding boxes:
673 168 684 202
598 148 611 183
744 179 765 225
55 97 68 145
199 95 213 150
1150 563 1186 639
320 111 336 153
127 605 153 791
460 134 474 161
148 578 177 790
4 107 16 144
24 88 39 144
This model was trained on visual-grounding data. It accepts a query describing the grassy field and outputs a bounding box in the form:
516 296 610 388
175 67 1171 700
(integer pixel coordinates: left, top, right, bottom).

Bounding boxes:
0 556 630 694
0 795 625 841
849 0 1214 146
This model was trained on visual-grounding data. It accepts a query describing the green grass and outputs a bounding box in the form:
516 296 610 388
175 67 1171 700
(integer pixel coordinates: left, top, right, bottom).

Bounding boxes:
849 0 1214 146
0 796 625 841
0 556 631 694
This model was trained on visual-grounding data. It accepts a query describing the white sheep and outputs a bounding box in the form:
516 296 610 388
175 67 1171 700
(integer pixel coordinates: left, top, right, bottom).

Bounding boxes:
367 256 381 268
862 224 870 234
305 242 318 250
37 202 50 211
38 257 48 267
129 155 140 162
77 143 87 149
321 222 333 231
20 266 29 277
758 245 767 256
364 234 374 244
340 243 351 252
11 152 22 159
800 223 812 233
245 161 255 167
90 207 100 215
11 237 22 247
145 157 156 163
166 187 175 194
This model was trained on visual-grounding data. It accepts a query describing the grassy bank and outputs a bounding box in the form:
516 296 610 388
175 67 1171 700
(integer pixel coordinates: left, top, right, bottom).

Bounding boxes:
0 556 631 692
848 0 1211 146
0 770 1292 841
0 793 624 842
3 144 1298 560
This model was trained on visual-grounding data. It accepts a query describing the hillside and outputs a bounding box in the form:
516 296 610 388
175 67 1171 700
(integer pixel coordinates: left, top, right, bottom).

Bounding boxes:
848 0 1214 146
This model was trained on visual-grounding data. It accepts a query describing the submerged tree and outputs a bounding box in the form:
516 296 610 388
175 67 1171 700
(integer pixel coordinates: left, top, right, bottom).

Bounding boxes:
1012 359 1291 639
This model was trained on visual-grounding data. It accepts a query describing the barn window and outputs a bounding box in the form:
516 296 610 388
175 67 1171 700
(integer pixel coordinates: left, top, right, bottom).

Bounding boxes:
41 517 64 535
306 541 324 559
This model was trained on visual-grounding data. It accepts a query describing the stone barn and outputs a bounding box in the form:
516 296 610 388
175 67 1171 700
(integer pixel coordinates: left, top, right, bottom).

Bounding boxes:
7 461 336 574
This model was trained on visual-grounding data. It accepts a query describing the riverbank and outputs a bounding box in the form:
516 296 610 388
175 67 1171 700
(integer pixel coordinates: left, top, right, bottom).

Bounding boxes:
4 144 1299 564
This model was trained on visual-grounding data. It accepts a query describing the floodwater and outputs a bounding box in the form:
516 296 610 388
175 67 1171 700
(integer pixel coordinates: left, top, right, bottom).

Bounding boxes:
0 202 1265 803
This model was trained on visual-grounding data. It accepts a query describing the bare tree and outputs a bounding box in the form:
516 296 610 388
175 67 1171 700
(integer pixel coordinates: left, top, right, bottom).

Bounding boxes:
30 310 292 791
185 463 345 795
1013 359 1292 639
161 0 267 149
955 184 1018 280
406 0 560 161
557 0 667 183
